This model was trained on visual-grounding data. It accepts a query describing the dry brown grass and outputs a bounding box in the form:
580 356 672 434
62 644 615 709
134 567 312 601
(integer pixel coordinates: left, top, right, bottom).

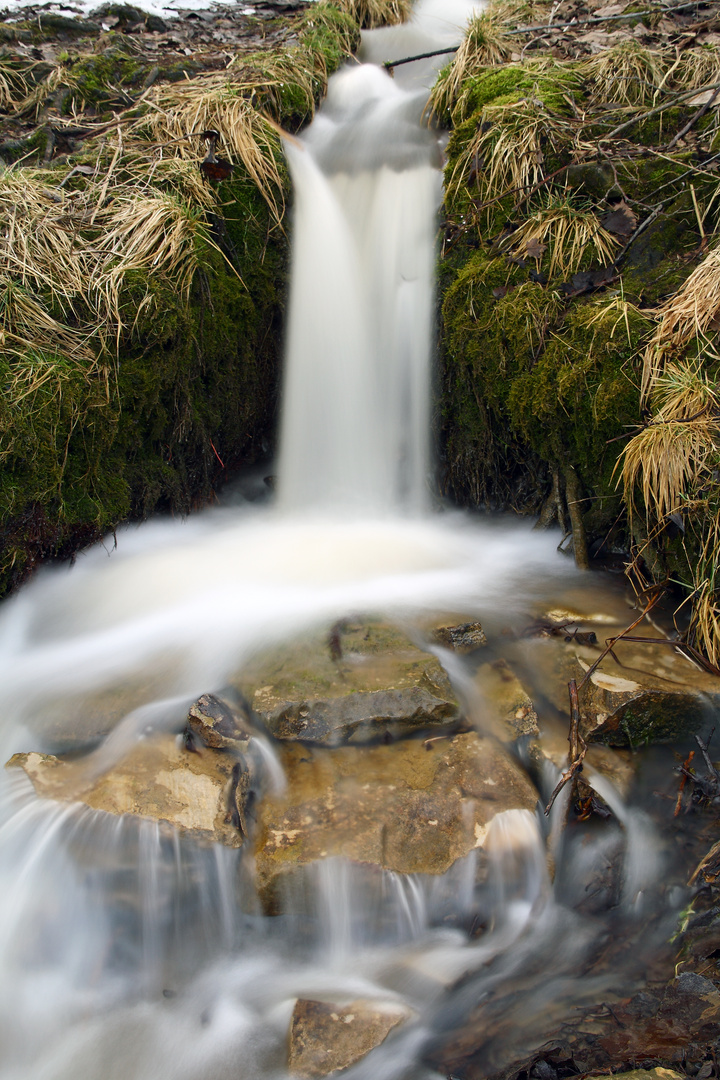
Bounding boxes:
670 44 720 94
447 99 573 208
429 5 517 117
620 360 719 522
640 245 720 400
136 77 285 221
0 132 226 373
501 194 618 277
583 41 670 106
0 61 30 111
334 0 412 28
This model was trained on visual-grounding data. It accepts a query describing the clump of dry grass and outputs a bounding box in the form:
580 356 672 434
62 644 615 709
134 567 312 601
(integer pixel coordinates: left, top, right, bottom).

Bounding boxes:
0 61 31 111
334 0 412 28
620 360 720 667
583 41 670 106
0 135 225 373
448 99 573 208
228 47 319 119
430 5 516 117
136 77 285 221
502 195 618 277
669 44 720 94
640 245 720 401
620 360 719 522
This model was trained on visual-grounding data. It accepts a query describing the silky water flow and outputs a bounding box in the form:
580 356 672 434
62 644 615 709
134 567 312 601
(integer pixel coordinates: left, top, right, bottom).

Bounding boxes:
0 5 686 1079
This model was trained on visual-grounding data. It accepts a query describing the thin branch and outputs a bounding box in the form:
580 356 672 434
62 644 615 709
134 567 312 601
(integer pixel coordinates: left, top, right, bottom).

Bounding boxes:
577 588 665 691
603 79 720 141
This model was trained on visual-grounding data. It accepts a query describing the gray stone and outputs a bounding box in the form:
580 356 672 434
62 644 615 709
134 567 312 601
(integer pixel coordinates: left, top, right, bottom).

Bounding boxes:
674 972 717 996
432 621 487 653
261 685 461 746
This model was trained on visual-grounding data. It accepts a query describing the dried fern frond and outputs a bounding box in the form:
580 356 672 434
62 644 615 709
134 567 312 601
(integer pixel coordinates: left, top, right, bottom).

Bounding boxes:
583 41 670 106
502 195 618 277
447 100 573 207
333 0 412 27
640 245 720 400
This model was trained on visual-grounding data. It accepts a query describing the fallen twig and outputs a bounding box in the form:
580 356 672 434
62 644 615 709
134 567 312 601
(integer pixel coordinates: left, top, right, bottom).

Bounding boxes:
383 46 460 70
603 79 720 141
667 84 720 149
545 678 587 815
675 749 695 816
577 588 665 691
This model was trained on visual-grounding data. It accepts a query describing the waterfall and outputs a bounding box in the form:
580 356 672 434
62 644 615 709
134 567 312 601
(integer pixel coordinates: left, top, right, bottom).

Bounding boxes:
277 66 442 513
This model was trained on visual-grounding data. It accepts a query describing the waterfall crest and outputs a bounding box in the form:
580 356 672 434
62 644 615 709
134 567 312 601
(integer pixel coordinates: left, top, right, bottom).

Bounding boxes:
276 66 442 513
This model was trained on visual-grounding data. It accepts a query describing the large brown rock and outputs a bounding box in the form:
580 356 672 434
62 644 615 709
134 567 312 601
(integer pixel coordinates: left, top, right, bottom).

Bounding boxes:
474 659 539 740
254 731 539 910
288 998 411 1077
7 735 247 847
576 658 710 748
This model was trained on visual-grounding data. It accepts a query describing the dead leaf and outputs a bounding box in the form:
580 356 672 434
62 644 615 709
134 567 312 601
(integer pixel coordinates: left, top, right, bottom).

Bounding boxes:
601 201 638 238
492 285 516 299
560 266 618 296
525 238 547 260
688 89 720 106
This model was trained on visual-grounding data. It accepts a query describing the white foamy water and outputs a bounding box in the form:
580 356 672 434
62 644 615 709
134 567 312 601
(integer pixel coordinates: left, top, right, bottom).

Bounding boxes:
0 2 679 1078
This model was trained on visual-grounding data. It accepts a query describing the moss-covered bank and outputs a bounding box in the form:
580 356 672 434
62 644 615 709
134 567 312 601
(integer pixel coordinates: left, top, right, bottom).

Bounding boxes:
435 20 720 581
0 0 376 593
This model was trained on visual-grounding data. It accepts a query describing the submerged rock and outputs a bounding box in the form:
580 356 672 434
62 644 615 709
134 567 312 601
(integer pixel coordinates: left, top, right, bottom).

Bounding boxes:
288 998 411 1078
254 731 539 911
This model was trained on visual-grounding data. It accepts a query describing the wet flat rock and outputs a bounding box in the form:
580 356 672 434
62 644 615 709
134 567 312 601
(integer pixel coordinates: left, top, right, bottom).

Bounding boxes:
237 617 462 745
263 685 460 745
255 730 539 909
288 998 411 1078
7 735 244 848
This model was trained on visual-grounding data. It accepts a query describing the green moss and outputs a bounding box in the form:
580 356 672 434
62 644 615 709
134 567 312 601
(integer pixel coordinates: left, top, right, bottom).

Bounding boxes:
456 63 580 120
60 50 146 110
439 240 647 526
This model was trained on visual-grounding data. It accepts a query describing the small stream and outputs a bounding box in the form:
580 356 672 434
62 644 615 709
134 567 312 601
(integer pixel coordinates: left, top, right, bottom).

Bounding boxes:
0 4 708 1078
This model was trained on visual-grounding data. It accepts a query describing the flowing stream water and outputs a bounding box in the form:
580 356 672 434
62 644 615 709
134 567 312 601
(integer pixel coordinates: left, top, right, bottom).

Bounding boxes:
0 5 695 1078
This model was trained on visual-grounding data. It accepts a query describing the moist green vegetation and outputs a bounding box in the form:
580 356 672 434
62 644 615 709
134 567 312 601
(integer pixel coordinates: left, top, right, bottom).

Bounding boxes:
0 0 367 594
436 39 714 560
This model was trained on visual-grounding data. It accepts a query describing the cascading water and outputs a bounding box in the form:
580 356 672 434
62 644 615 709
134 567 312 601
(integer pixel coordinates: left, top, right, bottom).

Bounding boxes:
0 4 695 1079
277 66 440 512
